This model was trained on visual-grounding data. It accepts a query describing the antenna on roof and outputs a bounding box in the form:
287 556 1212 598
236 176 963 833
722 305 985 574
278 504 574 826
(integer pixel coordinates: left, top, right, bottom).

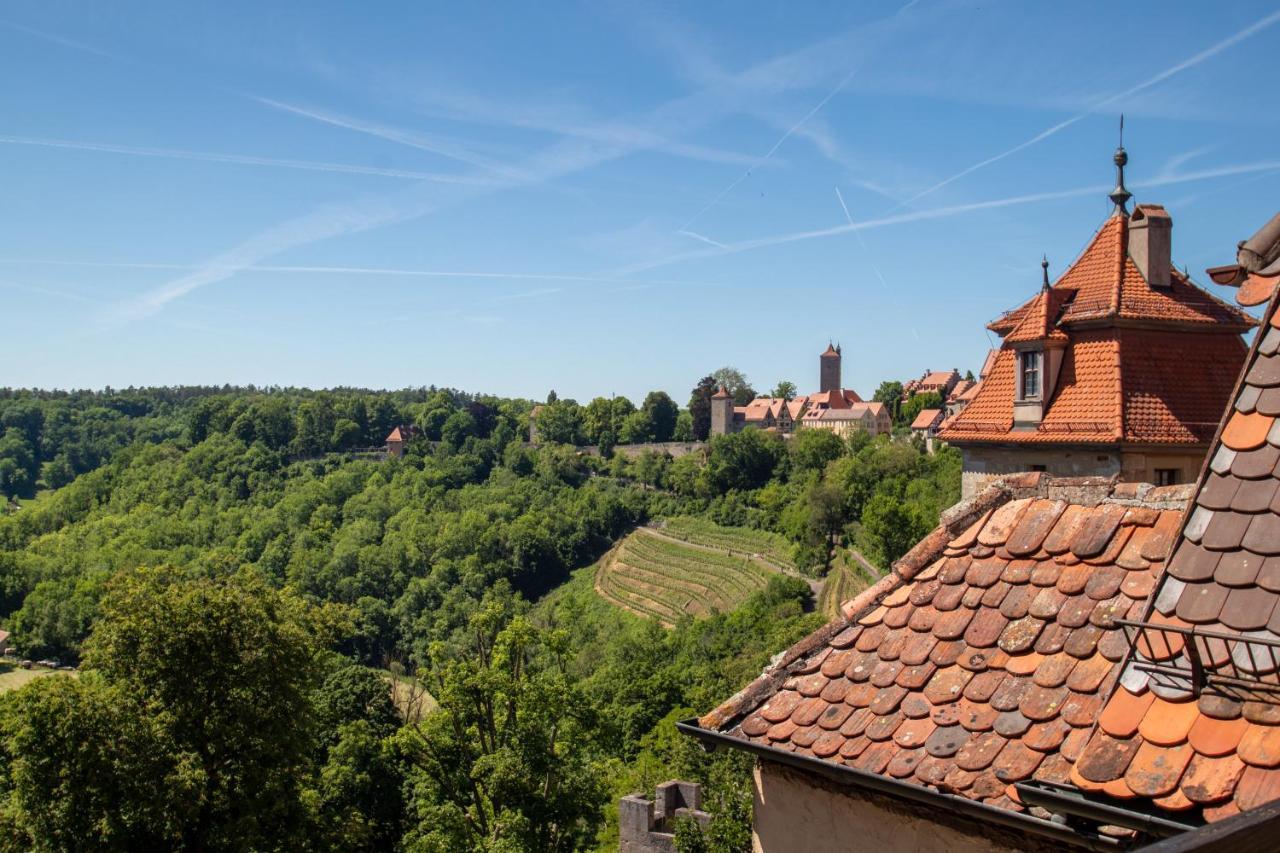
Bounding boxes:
1042 255 1050 290
1109 114 1131 215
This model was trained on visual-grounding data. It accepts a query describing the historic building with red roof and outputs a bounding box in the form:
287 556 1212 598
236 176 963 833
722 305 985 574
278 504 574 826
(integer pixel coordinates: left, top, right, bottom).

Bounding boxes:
711 344 883 437
940 149 1253 498
680 211 1280 851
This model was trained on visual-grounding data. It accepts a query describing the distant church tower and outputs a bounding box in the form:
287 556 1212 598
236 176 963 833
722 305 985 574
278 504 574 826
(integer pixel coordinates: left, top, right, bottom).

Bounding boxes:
710 385 734 436
820 343 842 393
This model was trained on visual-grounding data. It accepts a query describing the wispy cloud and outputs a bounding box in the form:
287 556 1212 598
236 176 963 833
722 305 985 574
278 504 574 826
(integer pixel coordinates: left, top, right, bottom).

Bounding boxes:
677 230 728 250
107 9 967 321
0 19 118 61
254 97 531 181
615 159 1280 275
900 8 1280 206
0 134 495 184
0 256 715 289
680 65 862 231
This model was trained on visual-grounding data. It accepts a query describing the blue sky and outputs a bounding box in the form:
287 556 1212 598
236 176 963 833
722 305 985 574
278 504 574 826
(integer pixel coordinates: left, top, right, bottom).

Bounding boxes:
3 2 1279 404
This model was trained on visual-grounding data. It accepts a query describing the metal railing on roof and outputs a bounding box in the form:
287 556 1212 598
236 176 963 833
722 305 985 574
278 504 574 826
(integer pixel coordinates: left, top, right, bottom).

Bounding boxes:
1117 619 1280 704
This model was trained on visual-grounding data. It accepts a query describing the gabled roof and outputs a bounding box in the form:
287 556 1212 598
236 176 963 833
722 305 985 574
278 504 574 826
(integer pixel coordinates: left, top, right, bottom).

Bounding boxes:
805 402 888 422
921 370 960 387
990 214 1252 333
691 473 1193 834
806 389 864 410
943 208 1251 448
1069 263 1280 822
911 408 943 430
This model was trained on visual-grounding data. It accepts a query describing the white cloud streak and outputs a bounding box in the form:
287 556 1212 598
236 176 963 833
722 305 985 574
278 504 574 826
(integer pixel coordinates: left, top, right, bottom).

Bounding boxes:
680 65 861 231
615 159 1280 275
254 97 532 181
900 8 1280 207
677 230 729 250
0 134 495 184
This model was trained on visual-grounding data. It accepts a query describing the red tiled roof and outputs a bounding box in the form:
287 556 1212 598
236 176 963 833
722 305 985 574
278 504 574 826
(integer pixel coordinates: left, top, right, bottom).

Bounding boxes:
696 474 1193 823
944 209 1250 448
1072 269 1280 822
806 389 864 409
386 427 405 442
921 371 960 387
992 215 1252 331
941 330 1246 446
911 409 943 430
822 343 841 357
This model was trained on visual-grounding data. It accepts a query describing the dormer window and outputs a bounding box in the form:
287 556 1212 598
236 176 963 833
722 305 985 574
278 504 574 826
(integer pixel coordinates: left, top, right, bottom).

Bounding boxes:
1019 350 1041 399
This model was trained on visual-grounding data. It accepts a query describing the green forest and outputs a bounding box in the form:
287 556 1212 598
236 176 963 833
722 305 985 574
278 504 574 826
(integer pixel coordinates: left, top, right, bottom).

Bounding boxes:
0 384 958 851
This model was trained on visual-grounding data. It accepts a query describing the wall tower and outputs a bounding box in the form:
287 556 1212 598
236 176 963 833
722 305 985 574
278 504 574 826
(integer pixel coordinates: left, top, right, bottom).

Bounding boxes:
709 385 734 436
820 342 842 393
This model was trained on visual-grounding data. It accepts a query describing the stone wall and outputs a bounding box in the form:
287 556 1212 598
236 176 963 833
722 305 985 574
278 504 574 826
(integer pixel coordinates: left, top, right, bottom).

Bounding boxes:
619 781 709 853
958 445 1121 498
578 442 706 459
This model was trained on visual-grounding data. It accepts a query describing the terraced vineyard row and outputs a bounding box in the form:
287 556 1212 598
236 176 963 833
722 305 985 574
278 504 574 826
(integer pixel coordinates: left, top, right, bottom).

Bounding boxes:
657 516 795 569
818 557 873 620
595 528 775 626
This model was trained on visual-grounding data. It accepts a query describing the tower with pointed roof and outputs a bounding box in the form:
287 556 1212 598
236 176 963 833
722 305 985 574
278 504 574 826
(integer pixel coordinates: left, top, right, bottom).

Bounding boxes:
939 146 1254 497
709 385 735 437
820 342 842 393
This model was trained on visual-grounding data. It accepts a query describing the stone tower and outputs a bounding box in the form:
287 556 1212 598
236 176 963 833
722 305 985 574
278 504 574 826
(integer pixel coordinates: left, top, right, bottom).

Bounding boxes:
709 385 734 436
820 342 842 393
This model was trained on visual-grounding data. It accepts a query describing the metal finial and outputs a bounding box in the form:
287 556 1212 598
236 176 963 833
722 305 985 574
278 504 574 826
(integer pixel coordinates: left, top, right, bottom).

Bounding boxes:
1041 255 1050 290
1109 115 1131 214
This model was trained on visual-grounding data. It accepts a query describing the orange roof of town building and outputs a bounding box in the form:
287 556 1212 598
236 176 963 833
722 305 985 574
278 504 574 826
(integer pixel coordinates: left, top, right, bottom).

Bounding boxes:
920 370 961 387
693 473 1194 826
806 388 864 409
910 408 943 430
804 402 888 422
941 206 1252 448
1068 229 1280 823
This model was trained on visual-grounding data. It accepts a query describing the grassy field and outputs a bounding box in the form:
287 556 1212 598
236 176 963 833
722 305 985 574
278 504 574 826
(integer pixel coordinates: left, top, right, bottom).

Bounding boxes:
595 527 776 626
656 516 796 569
379 669 437 722
0 663 72 693
817 554 875 620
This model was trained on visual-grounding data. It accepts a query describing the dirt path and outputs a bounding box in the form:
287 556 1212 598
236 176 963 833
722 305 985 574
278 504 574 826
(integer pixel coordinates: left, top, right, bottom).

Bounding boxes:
844 546 883 580
641 526 823 598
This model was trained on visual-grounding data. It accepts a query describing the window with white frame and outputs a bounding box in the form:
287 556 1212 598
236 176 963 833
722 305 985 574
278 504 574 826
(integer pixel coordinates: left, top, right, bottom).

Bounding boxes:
1019 350 1041 399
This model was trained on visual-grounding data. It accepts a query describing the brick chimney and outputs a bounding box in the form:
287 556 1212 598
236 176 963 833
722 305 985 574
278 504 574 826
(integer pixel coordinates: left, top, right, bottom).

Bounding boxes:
1129 204 1172 288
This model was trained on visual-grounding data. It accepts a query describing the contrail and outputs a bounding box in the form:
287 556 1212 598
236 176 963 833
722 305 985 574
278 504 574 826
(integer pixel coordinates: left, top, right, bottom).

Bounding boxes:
680 65 861 231
255 97 531 182
617 158 1280 276
0 134 493 184
836 186 890 291
900 7 1280 206
678 230 729 249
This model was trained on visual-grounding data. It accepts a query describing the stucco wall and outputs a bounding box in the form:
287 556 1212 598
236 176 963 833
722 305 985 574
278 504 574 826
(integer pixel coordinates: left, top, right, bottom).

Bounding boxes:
751 762 1034 853
958 445 1121 498
1120 449 1206 487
